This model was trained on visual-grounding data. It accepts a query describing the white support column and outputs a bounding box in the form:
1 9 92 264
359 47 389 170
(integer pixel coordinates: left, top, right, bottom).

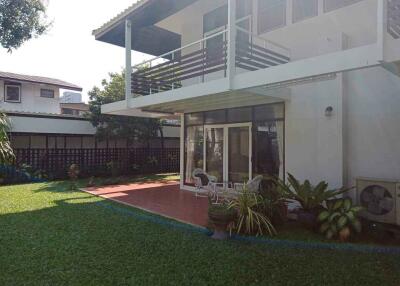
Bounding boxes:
227 0 237 89
179 114 185 189
377 0 387 62
125 19 132 106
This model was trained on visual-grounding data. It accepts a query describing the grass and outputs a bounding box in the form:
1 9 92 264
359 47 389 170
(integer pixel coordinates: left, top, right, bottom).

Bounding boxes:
1 180 400 286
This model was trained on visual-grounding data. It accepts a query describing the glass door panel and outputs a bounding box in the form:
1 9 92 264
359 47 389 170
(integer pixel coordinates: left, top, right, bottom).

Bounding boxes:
228 126 250 183
205 127 224 182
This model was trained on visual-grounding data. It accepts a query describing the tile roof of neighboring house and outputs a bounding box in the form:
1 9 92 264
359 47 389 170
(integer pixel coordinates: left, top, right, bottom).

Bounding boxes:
92 0 149 37
0 71 82 91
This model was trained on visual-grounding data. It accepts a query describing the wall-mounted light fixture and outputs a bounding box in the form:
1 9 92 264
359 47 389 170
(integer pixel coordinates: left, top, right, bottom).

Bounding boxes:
325 106 333 117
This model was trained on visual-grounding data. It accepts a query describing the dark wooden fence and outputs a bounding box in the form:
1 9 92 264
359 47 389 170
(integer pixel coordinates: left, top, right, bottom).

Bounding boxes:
3 148 180 183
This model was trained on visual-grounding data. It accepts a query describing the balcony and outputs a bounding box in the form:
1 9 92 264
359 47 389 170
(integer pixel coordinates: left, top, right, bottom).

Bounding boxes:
94 0 399 117
131 26 290 97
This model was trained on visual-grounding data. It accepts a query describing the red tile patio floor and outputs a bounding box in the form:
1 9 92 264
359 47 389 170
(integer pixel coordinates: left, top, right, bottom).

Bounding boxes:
84 181 209 227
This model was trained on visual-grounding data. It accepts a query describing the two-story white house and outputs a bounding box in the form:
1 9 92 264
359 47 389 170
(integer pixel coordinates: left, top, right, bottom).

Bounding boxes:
93 0 400 196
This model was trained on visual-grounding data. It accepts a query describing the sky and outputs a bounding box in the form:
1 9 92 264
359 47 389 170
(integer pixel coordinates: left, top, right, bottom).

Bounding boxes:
0 0 152 102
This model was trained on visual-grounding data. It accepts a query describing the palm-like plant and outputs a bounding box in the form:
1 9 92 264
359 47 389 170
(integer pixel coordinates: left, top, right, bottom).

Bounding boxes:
228 187 276 236
0 112 14 164
318 198 363 241
273 173 350 212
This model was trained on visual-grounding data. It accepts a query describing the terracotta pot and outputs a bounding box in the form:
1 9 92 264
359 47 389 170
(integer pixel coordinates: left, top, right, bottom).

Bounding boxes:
339 227 351 242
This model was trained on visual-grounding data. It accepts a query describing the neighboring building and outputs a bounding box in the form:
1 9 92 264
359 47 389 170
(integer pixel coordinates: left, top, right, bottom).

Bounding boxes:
1 71 180 150
61 91 83 103
93 0 400 198
0 71 82 114
60 102 90 116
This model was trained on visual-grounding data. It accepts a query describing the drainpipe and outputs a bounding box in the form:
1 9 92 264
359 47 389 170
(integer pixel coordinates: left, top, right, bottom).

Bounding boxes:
227 0 237 90
377 0 387 62
125 19 132 106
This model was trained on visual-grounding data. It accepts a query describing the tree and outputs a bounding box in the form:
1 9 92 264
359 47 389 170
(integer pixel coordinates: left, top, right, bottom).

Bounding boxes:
87 71 164 149
0 0 50 51
0 112 15 164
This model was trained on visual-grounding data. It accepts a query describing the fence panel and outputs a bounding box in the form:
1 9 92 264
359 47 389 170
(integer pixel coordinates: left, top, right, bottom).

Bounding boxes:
8 148 180 181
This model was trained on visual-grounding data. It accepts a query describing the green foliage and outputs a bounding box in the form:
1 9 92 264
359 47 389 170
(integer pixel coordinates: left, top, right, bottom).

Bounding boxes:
259 181 288 225
228 187 276 236
318 198 363 240
273 173 350 212
68 164 80 190
0 112 14 164
0 0 50 51
86 71 163 146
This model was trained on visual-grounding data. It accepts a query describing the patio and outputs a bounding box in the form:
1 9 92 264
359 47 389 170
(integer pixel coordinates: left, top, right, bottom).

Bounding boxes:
85 181 209 227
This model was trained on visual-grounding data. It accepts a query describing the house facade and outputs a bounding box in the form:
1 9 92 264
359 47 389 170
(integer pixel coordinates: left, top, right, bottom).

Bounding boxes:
93 0 400 196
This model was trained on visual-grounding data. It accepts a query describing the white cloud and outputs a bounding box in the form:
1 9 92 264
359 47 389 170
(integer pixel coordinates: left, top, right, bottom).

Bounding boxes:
0 0 151 102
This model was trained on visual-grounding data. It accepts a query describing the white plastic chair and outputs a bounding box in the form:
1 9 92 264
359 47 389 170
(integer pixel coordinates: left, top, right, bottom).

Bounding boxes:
192 169 225 201
234 175 263 194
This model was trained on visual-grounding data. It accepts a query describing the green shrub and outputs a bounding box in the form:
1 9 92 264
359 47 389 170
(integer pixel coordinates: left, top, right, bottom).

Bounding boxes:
318 198 363 241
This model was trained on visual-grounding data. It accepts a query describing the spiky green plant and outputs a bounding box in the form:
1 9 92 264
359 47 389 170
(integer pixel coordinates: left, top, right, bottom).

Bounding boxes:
0 112 15 164
272 173 351 212
228 187 276 236
318 198 363 240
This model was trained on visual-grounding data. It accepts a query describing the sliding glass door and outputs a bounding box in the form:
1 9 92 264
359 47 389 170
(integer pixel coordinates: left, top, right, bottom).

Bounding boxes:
228 126 251 183
204 123 252 183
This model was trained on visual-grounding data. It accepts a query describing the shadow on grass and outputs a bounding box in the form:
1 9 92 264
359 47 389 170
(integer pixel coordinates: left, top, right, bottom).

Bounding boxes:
32 173 179 193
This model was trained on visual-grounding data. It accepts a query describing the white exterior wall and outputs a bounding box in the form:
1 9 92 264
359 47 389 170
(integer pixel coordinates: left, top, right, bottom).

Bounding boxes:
8 116 96 135
0 80 61 114
345 67 400 185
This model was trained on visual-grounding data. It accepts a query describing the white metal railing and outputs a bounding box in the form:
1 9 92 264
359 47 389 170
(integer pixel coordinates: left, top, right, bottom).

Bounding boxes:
132 29 228 72
130 22 292 96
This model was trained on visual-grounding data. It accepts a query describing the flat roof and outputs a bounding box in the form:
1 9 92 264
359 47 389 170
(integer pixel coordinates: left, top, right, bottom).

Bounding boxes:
93 0 198 56
0 71 82 91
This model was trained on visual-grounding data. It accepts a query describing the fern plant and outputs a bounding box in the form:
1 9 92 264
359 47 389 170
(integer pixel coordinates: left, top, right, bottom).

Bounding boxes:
228 187 276 236
318 198 363 241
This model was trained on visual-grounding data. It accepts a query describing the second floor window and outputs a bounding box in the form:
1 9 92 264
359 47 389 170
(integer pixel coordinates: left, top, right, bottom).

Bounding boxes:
258 0 287 34
293 0 318 23
4 84 21 103
324 0 363 12
40 89 55 98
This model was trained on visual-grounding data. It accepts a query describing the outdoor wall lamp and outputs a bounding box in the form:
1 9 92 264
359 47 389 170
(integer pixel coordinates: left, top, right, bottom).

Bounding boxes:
325 106 334 117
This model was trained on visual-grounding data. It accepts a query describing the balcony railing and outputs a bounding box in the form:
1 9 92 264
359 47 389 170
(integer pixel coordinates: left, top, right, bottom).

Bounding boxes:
131 27 291 97
388 0 400 39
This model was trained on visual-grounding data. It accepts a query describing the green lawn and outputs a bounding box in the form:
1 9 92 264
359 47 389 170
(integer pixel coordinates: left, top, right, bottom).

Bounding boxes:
1 180 400 286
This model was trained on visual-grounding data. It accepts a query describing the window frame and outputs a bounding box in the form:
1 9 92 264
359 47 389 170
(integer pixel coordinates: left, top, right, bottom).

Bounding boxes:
292 0 319 23
257 0 287 35
323 0 363 13
40 88 55 99
4 83 21 103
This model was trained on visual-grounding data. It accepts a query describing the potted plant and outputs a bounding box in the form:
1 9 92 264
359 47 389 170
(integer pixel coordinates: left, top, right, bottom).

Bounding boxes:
68 164 80 190
208 202 236 240
318 198 363 241
228 187 276 237
273 173 351 229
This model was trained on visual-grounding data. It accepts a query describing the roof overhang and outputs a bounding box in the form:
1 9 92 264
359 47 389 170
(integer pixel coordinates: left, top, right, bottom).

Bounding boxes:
93 0 198 56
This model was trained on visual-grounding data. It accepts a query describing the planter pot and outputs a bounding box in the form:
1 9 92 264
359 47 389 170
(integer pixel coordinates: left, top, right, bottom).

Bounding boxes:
208 206 236 240
297 210 318 230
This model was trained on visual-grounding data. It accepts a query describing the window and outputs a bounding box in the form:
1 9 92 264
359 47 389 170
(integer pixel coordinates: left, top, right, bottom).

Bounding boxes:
40 89 55 98
61 108 74 115
324 0 362 12
293 0 318 23
258 0 286 34
4 83 21 103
